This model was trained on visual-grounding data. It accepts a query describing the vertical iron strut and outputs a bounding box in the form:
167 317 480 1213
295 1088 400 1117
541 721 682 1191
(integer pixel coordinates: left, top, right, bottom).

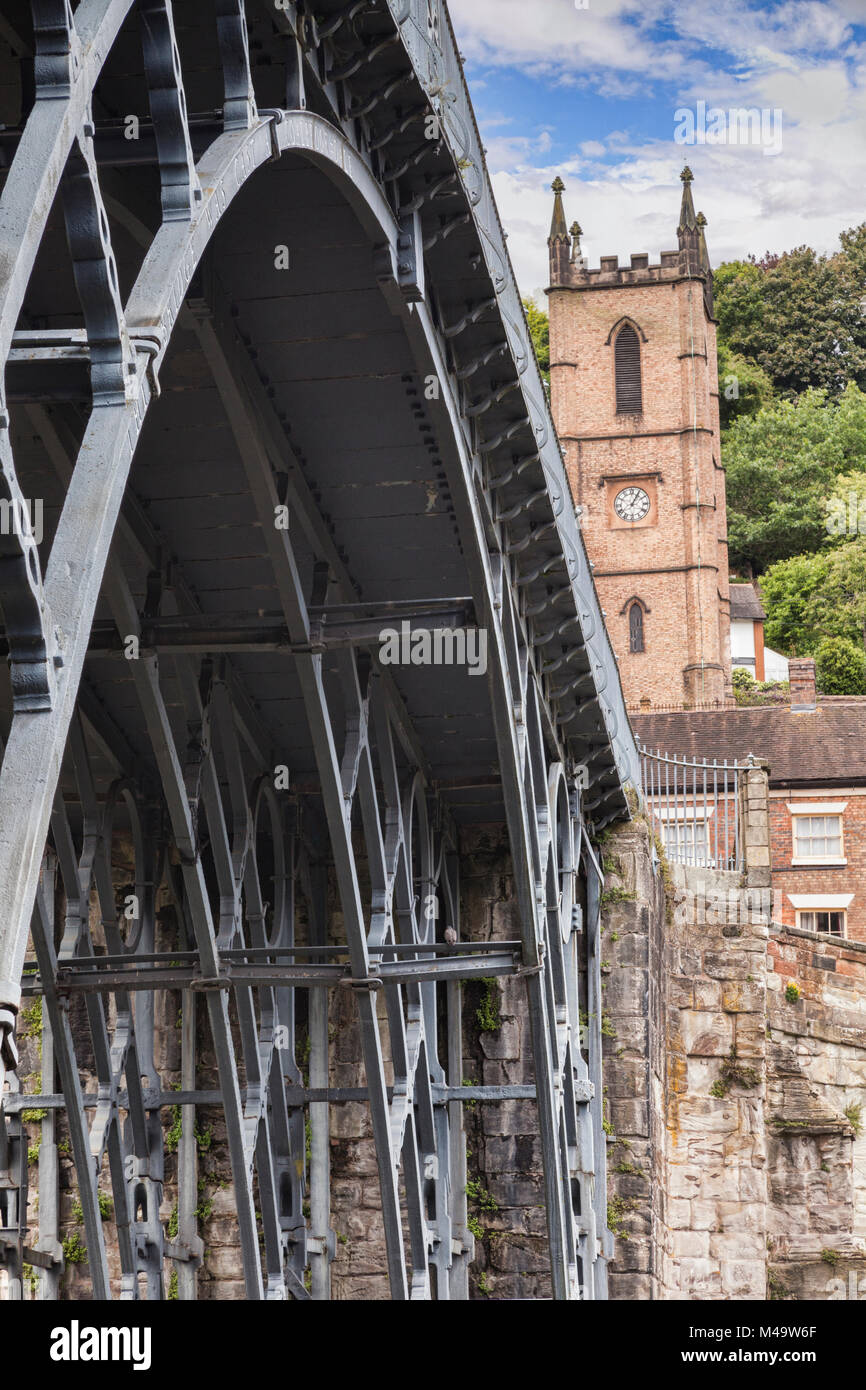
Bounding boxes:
0 0 632 1300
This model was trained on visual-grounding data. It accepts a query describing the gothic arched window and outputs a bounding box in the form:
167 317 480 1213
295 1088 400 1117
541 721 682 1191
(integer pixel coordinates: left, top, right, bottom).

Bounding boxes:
615 323 642 414
629 602 645 653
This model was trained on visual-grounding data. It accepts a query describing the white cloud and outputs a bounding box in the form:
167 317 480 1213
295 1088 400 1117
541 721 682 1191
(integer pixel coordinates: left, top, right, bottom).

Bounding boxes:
446 0 866 293
448 0 689 85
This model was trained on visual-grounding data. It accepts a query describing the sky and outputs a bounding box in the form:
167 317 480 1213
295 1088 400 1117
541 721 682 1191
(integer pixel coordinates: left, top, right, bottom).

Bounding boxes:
447 0 866 300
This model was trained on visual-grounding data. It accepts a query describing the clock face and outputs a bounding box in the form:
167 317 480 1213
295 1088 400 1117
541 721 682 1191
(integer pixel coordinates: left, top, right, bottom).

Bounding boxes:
613 486 651 523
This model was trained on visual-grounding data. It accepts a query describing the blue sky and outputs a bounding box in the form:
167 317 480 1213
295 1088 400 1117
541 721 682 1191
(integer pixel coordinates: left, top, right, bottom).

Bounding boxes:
447 0 866 297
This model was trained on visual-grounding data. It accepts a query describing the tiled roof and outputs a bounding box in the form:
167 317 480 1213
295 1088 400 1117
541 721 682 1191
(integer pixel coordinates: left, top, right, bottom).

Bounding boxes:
632 702 866 787
729 583 765 622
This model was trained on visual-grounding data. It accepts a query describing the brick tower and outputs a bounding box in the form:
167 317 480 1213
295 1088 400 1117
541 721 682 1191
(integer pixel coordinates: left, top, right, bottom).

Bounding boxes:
547 169 732 709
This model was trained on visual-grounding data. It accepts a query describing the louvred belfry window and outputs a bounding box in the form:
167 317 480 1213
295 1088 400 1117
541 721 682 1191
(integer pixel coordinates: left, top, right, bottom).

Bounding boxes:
615 324 642 414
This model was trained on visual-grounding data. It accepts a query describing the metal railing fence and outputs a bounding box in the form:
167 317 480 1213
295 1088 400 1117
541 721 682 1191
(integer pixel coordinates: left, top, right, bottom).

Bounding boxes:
638 744 744 872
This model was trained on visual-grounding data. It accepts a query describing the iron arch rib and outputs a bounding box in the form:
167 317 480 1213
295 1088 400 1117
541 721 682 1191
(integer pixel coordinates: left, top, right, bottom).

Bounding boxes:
0 0 635 1302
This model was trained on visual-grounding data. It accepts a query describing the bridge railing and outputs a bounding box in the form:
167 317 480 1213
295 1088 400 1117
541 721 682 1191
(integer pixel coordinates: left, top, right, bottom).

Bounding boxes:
638 744 744 872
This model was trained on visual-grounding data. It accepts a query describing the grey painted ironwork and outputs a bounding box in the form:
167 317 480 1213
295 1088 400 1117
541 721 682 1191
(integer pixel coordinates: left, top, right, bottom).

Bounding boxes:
0 0 638 1300
639 743 743 871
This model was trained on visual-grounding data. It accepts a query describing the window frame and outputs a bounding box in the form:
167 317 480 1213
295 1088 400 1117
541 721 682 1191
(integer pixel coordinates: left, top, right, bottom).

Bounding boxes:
628 601 645 653
658 811 714 868
789 807 846 865
795 909 846 938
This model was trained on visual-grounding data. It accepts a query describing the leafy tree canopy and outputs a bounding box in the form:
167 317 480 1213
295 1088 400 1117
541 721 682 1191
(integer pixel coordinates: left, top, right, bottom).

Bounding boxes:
760 539 866 656
725 384 866 575
523 295 549 386
714 229 866 400
815 635 866 695
717 342 774 430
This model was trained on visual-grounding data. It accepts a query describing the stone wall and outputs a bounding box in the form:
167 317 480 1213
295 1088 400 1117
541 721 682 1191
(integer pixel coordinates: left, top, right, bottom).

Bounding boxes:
602 759 866 1301
596 817 667 1300
12 760 866 1301
601 814 770 1300
766 923 866 1301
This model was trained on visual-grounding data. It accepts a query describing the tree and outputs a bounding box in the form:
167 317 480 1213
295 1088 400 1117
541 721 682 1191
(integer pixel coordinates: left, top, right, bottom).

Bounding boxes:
823 470 866 547
717 342 774 430
760 539 866 656
813 539 866 652
523 296 549 387
714 237 866 399
816 636 866 695
724 384 866 574
759 551 829 655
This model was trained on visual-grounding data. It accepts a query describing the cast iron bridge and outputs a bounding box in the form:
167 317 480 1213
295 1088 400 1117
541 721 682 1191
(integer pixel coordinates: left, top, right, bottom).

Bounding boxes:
0 0 638 1300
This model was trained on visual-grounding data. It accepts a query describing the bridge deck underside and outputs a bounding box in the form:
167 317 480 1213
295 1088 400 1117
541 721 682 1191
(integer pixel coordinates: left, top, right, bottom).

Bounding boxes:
0 0 627 1301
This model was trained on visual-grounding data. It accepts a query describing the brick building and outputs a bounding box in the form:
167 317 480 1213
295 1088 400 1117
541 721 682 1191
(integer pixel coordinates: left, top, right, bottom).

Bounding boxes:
547 173 866 949
547 168 731 708
633 663 866 942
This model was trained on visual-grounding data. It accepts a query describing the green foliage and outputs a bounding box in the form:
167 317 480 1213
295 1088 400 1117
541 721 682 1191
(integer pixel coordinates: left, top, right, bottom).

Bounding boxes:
165 1099 212 1157
19 1000 43 1054
522 296 549 386
785 982 801 1004
732 667 790 706
812 539 866 651
717 341 774 429
20 1108 47 1123
821 1248 840 1268
724 386 866 575
27 1140 40 1165
475 978 501 1033
165 1105 183 1154
816 636 866 694
709 1046 760 1099
732 666 755 692
824 470 866 545
600 886 636 907
195 1123 213 1154
461 1078 478 1110
714 240 866 400
844 1101 863 1137
607 1195 635 1239
62 1233 87 1265
476 1270 492 1297
768 1270 796 1301
194 1194 214 1224
22 1262 39 1296
759 537 866 660
760 550 829 655
167 1204 179 1240
732 667 757 705
466 1179 498 1215
465 1176 498 1243
168 1269 179 1300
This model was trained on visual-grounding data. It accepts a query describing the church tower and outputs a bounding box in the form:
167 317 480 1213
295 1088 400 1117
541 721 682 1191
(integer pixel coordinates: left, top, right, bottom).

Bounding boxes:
547 169 731 709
